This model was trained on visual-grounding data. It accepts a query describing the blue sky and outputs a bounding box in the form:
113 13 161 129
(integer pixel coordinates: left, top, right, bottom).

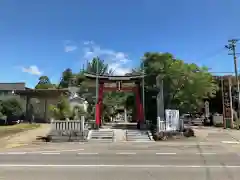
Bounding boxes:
1 0 240 88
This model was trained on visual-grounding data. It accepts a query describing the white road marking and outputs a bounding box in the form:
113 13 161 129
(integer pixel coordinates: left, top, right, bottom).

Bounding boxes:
221 141 240 144
196 152 217 155
0 164 240 168
41 152 61 155
29 149 84 154
6 152 27 155
155 153 177 155
77 153 99 155
116 152 137 155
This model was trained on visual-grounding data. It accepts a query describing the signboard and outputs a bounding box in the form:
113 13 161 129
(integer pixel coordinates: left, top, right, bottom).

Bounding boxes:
109 77 131 80
222 77 233 128
104 82 135 88
165 109 179 131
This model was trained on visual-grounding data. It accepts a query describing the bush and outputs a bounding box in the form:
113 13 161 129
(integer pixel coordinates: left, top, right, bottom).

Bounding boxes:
153 131 168 141
183 128 195 137
48 96 71 120
72 105 86 119
0 98 23 117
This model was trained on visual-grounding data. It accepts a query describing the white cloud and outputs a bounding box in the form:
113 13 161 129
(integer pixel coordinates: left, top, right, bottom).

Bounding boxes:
21 65 42 76
64 40 78 52
108 63 131 75
64 45 77 52
82 41 132 75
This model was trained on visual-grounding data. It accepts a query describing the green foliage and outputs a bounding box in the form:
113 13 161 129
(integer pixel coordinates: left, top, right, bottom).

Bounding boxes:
38 52 219 119
86 57 114 75
0 98 23 117
125 95 135 110
35 76 56 89
59 68 74 88
0 103 3 118
57 97 71 119
142 52 219 113
48 96 71 120
48 104 60 119
72 105 86 119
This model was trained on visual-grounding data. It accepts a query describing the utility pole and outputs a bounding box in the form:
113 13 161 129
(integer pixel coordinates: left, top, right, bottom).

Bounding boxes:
225 39 240 128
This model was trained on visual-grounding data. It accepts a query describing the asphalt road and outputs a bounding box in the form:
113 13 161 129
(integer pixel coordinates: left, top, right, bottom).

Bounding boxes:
1 142 240 179
1 152 240 179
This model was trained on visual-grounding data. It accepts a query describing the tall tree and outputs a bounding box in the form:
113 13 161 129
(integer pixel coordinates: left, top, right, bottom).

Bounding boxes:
86 57 114 75
59 68 74 88
142 52 218 113
35 76 56 89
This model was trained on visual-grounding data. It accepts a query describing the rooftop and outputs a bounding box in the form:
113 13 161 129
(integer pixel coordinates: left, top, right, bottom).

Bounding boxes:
0 82 26 91
84 72 144 82
14 88 69 98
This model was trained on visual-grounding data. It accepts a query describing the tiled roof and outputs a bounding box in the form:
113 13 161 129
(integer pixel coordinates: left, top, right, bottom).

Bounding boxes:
0 83 26 90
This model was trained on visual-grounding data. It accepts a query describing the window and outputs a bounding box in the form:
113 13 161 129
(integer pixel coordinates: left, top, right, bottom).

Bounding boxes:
0 90 10 96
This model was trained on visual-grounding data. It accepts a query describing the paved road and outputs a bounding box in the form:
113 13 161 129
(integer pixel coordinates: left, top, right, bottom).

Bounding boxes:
2 165 240 180
0 153 240 179
1 142 240 179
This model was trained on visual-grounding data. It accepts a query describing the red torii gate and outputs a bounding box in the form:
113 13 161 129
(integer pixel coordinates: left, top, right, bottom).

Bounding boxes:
84 73 144 127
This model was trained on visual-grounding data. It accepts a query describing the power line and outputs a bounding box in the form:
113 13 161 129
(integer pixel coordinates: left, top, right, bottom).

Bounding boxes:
199 48 227 61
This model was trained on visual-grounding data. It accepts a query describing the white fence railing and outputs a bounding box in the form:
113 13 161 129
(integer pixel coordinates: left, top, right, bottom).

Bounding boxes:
52 120 83 133
50 116 86 137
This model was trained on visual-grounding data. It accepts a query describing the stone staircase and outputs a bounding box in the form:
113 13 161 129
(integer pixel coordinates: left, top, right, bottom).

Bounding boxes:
126 130 152 142
88 129 114 143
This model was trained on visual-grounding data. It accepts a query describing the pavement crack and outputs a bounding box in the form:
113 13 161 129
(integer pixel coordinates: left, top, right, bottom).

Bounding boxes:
196 143 211 180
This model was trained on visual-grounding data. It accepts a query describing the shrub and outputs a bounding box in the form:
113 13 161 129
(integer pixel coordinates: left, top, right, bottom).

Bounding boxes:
0 98 23 117
153 131 168 141
48 96 71 120
183 128 195 137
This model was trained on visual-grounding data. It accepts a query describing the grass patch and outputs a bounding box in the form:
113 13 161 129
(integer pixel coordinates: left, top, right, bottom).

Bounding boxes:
0 123 41 138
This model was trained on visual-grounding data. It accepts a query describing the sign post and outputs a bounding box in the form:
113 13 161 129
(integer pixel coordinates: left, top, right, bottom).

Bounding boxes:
222 77 233 128
165 109 180 131
204 101 209 118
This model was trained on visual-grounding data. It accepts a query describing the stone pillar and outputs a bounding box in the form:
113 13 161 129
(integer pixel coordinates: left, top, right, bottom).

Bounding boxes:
44 99 48 122
25 96 30 123
124 107 127 123
156 75 165 122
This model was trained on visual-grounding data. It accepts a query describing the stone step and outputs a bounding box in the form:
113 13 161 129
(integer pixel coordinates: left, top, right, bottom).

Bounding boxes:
88 139 114 143
126 130 151 142
89 130 114 142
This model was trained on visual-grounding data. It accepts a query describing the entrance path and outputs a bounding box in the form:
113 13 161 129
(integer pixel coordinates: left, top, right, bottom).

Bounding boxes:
0 124 51 149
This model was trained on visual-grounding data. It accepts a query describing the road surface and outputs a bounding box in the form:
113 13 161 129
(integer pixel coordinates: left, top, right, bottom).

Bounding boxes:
1 142 240 179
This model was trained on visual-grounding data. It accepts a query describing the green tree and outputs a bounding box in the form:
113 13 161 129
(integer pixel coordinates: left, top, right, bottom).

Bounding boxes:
142 52 218 113
59 68 74 88
35 76 56 89
86 57 114 75
1 98 23 117
0 101 4 118
49 96 71 120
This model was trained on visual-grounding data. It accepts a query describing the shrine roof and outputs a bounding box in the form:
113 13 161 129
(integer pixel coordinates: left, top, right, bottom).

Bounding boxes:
84 72 144 82
14 88 69 98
